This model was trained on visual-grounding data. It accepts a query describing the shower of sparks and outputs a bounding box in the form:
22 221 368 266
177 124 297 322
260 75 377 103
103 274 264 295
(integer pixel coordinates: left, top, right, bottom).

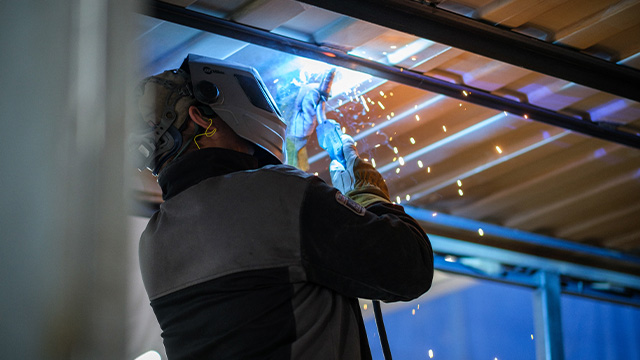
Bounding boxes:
478 228 484 236
496 146 503 154
418 160 424 168
410 137 416 144
442 125 447 132
378 101 385 110
415 114 420 121
399 157 405 166
458 189 464 196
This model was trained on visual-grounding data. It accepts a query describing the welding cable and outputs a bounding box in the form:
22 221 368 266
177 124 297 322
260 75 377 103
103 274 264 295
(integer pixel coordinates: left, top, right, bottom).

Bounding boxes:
372 300 393 360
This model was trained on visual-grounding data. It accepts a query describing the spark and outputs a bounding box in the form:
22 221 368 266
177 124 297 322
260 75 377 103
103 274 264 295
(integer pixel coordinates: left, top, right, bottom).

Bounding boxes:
458 189 464 196
427 166 431 173
457 179 462 187
396 196 401 203
342 127 347 134
411 56 417 61
364 303 368 310
390 92 394 96
462 90 468 96
478 228 484 236
417 304 420 309
391 45 397 49
406 194 411 201
360 96 370 112
444 255 457 262
504 111 508 116
429 349 434 358
415 114 420 121
496 146 503 154
432 212 437 217
393 157 397 162
393 147 398 154
399 157 405 166
273 78 279 83
524 114 529 119
412 309 416 315
375 144 381 148
418 160 424 168
396 168 401 174
391 112 395 117
378 101 385 110
379 91 385 96
314 172 319 176
414 104 418 109
410 137 416 144
442 125 447 132
372 158 376 168
387 115 391 120
531 334 534 340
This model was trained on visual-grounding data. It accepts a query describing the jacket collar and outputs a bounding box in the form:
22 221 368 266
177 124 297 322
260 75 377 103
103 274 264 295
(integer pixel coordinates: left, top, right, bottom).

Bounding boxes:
158 148 260 200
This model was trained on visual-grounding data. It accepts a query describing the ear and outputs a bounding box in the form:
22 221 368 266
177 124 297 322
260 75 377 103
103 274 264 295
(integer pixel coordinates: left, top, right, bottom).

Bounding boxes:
188 106 212 129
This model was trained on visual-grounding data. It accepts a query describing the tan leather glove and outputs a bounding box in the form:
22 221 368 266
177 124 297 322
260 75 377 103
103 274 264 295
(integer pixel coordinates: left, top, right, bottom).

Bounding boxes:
330 134 391 207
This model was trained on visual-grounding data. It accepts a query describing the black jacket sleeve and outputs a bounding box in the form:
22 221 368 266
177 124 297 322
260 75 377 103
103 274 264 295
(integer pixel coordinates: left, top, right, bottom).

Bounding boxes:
299 177 434 302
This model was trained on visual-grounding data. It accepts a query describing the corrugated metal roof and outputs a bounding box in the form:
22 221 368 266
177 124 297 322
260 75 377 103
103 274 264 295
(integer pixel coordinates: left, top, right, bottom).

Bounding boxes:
132 0 640 267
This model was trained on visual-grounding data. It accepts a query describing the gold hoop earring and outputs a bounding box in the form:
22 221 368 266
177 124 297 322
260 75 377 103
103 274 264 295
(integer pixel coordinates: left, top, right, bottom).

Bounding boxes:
194 118 217 149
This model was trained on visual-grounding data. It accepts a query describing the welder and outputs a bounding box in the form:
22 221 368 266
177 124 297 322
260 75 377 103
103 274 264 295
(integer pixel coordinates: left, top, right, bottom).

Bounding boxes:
132 53 434 359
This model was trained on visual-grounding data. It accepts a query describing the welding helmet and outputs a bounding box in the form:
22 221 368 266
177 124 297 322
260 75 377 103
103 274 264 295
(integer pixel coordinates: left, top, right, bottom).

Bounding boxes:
132 54 286 175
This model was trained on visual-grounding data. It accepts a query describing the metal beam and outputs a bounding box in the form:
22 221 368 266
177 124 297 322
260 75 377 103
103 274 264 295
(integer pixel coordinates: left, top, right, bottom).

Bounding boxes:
405 206 640 276
533 271 565 360
142 0 640 149
298 0 640 104
430 236 640 307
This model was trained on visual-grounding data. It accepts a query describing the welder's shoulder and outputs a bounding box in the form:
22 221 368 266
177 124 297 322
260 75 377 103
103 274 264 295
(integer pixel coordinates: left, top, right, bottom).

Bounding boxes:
259 164 321 184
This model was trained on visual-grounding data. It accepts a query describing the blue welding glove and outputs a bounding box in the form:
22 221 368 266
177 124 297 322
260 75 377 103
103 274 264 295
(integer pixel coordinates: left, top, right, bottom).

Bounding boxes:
285 85 322 170
330 134 391 207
